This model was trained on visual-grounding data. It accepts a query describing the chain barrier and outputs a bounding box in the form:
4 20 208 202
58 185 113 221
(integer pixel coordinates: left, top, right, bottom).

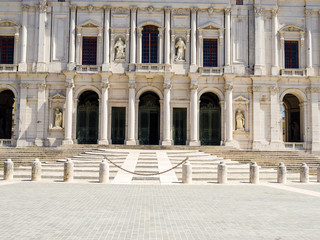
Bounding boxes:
104 156 189 176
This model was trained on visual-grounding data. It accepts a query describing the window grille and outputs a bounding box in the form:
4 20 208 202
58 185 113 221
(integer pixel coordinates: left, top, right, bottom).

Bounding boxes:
285 41 299 69
142 25 158 63
203 39 218 67
82 37 97 65
0 36 14 64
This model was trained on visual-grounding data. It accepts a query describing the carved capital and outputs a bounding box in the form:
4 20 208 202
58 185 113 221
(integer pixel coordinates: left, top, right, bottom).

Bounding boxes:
103 6 111 12
128 82 136 89
38 83 46 90
20 83 29 89
65 82 74 89
271 8 278 16
224 8 231 15
163 83 172 90
22 4 30 11
254 8 264 16
190 83 198 90
208 7 214 14
305 9 313 17
38 2 48 13
165 7 171 14
131 6 138 13
269 86 279 93
252 86 261 92
101 82 110 89
224 84 233 91
191 8 198 14
70 5 77 11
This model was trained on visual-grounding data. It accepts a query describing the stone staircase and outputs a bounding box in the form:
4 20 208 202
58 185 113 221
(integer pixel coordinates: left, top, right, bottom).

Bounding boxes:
0 147 316 184
202 148 320 175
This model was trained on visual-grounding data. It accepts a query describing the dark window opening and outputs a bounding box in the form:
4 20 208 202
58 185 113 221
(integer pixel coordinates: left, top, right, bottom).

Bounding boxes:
203 39 218 67
142 25 158 63
236 0 243 5
285 41 299 69
0 36 14 64
82 37 97 65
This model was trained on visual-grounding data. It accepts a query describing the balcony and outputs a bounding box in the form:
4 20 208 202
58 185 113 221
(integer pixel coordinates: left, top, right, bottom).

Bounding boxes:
199 67 223 76
134 64 167 72
281 69 306 77
76 65 101 73
0 64 17 72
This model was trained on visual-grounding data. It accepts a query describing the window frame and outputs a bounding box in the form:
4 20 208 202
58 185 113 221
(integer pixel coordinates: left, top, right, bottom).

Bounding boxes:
0 36 15 64
82 36 97 65
141 25 159 64
203 38 218 67
284 40 299 69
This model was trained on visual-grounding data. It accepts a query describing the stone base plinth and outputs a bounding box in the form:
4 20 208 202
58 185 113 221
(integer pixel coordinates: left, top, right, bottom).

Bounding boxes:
161 140 172 146
102 64 110 71
189 64 198 73
16 139 30 147
67 63 76 71
98 139 109 145
271 66 280 75
62 139 74 145
126 139 137 145
18 63 27 72
35 139 44 147
189 140 200 146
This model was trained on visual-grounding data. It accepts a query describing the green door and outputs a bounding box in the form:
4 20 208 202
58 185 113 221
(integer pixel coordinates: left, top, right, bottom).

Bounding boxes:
76 91 99 144
173 108 187 145
200 93 221 145
111 107 125 144
138 92 160 145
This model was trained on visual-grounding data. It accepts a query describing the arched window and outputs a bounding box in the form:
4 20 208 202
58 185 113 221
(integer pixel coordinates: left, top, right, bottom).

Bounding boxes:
142 25 158 63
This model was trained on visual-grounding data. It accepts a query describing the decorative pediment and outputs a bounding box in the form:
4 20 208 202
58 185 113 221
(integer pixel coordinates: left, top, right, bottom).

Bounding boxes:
279 24 305 33
0 20 20 28
233 96 249 104
50 93 65 100
77 20 102 29
199 21 222 31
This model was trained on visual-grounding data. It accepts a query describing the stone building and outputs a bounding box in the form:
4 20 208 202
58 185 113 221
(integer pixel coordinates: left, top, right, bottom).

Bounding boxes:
0 0 320 153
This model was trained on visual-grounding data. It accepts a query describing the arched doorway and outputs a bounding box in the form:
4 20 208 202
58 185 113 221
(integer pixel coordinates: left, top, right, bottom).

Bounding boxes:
0 90 14 139
282 94 301 142
76 91 99 144
138 92 160 145
200 92 221 145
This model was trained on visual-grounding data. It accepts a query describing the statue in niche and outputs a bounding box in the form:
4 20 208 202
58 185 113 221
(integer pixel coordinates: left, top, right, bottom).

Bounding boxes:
175 38 186 61
114 38 126 60
236 110 245 131
53 108 63 128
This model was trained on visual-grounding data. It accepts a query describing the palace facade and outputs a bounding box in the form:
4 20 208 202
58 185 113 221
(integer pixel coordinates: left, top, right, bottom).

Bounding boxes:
1 0 320 153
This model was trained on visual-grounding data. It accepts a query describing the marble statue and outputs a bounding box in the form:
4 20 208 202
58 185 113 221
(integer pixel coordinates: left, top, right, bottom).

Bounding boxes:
175 38 186 61
54 108 63 128
114 38 126 60
236 110 245 130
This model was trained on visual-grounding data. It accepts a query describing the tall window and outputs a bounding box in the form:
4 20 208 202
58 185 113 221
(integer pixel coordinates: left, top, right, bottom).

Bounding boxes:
0 36 14 64
203 39 218 67
142 25 158 63
82 37 97 65
285 41 299 68
236 0 243 5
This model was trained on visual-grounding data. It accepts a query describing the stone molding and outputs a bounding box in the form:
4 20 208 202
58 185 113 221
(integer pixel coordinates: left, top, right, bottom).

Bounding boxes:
269 86 280 93
306 87 320 94
254 8 264 16
224 84 233 91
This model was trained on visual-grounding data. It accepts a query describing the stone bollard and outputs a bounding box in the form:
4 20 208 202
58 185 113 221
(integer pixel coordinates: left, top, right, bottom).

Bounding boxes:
277 162 287 184
4 159 13 180
300 163 309 183
250 162 259 184
318 165 320 183
218 162 228 184
64 158 74 182
31 158 42 181
99 159 109 183
182 160 192 184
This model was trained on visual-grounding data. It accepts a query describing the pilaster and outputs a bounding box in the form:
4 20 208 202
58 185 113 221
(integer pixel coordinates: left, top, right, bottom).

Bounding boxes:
36 1 48 72
19 4 29 72
162 74 173 145
189 74 200 146
126 74 137 145
254 7 266 75
102 6 111 71
67 5 77 71
190 8 198 72
16 83 29 147
35 81 47 146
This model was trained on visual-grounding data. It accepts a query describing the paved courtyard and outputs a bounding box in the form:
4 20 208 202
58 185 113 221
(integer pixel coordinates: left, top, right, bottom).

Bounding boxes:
0 181 320 239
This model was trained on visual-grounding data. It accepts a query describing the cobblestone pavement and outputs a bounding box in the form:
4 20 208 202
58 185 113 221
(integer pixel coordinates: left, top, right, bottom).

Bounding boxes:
0 182 320 240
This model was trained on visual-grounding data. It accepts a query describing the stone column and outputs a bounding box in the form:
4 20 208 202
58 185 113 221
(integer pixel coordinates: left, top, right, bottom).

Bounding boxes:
158 28 164 64
35 83 46 146
37 1 47 72
252 86 262 149
137 28 142 64
254 7 266 75
130 7 137 65
102 7 111 71
306 9 314 76
309 88 320 153
162 78 172 145
270 86 281 146
225 84 233 145
63 77 74 145
164 7 171 66
189 78 200 146
68 5 76 70
224 8 231 72
19 4 29 72
271 9 279 75
190 8 197 72
99 79 110 145
17 83 29 147
126 77 136 145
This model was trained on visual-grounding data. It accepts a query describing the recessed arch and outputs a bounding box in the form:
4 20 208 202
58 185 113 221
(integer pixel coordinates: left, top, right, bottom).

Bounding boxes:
199 92 221 145
76 90 99 144
0 89 15 139
198 88 224 102
136 86 163 100
280 88 306 103
137 21 162 29
138 91 160 145
74 85 101 100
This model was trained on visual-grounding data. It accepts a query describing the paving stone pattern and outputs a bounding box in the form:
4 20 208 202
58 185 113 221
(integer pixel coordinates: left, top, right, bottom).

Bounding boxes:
0 182 320 239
